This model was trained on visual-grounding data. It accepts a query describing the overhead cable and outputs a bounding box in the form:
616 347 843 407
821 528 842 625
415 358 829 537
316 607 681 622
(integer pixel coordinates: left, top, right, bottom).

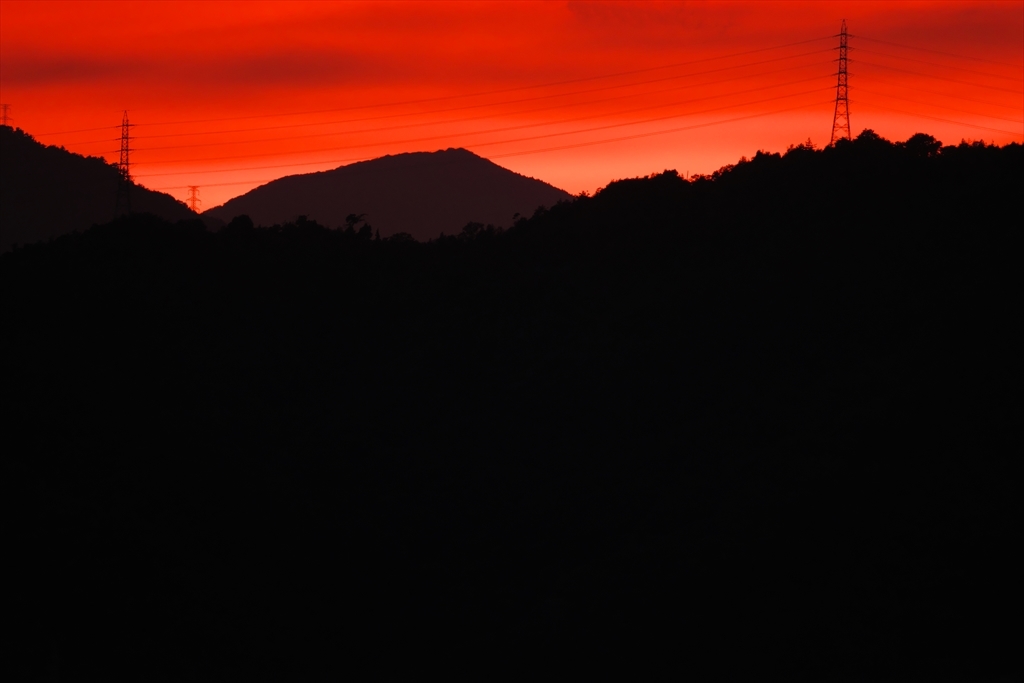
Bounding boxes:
854 88 1024 124
855 60 1024 94
852 101 1024 137
129 86 833 166
131 74 832 153
856 35 1024 69
856 48 1024 82
150 99 832 191
90 35 837 131
132 50 832 142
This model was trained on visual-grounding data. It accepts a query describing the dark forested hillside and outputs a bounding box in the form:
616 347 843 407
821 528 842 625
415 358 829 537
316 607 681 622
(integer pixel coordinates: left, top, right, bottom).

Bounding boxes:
0 126 198 252
4 132 1021 680
202 147 572 240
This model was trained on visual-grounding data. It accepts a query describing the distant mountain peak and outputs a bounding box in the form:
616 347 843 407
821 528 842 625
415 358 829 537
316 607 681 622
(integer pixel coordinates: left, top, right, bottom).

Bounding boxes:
204 149 570 240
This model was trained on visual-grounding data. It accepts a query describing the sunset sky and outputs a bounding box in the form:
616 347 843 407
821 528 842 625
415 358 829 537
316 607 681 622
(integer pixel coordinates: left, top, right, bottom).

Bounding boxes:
2 1 1022 209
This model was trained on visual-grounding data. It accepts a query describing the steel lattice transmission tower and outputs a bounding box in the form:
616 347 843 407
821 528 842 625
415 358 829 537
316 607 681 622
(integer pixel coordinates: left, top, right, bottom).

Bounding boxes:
187 186 202 212
830 20 851 145
115 110 134 216
1 104 11 127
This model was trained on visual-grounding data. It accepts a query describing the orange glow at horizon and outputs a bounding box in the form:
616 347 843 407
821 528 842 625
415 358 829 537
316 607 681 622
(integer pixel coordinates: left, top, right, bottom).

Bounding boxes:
2 1 1021 212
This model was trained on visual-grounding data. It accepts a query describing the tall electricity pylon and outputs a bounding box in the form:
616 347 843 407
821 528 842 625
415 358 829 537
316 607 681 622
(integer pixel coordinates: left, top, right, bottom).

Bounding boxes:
830 20 851 145
115 110 134 216
187 186 202 213
0 104 11 127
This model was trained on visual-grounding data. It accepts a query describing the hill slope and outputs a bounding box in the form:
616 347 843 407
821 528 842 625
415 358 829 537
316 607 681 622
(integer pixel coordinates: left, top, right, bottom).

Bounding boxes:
203 147 572 239
0 126 198 252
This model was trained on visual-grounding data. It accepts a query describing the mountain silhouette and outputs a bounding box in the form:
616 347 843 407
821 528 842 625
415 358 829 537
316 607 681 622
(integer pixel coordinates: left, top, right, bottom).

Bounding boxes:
202 148 572 239
0 125 198 252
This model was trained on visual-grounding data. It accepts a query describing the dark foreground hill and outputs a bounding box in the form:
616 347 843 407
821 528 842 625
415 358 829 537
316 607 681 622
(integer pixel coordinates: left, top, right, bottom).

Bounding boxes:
202 147 572 239
4 132 1021 680
0 126 198 252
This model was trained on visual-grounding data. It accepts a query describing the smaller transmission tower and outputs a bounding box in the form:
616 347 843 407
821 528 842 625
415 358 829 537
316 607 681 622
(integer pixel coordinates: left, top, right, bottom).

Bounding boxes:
115 110 134 216
830 20 851 145
187 186 202 213
1 104 11 127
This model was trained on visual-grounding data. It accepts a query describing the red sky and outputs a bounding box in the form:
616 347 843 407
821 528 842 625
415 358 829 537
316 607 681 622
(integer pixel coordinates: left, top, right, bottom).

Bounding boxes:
2 1 1022 210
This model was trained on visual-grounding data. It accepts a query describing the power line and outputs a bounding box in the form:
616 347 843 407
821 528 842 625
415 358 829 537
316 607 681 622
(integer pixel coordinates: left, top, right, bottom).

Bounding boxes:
131 73 833 154
150 98 833 191
851 101 1024 137
34 54 831 151
856 48 1024 82
136 157 368 179
856 60 1024 94
153 86 1024 193
129 49 832 144
128 85 833 168
43 136 122 146
34 29 1019 198
32 36 835 139
37 124 121 136
854 87 1024 124
860 81 1024 112
117 65 1020 168
488 100 832 160
159 177 332 190
857 35 1024 69
136 35 835 129
140 39 1024 193
148 84 1022 194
